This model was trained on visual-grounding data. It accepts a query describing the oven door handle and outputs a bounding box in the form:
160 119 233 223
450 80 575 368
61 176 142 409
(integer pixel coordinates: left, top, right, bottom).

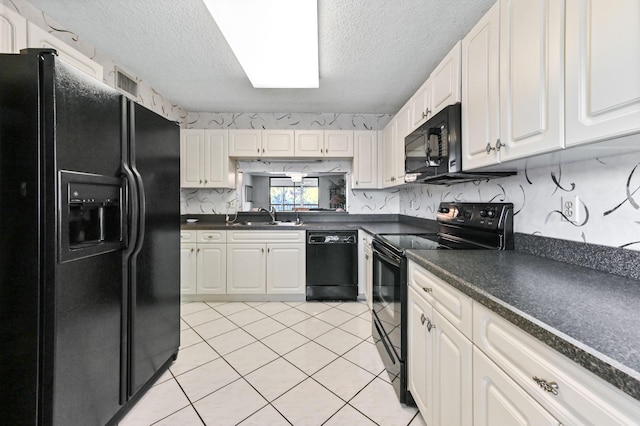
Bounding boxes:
373 243 402 268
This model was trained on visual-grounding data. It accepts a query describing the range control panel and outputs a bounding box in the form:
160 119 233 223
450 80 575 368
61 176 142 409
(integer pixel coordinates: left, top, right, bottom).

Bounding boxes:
436 202 514 231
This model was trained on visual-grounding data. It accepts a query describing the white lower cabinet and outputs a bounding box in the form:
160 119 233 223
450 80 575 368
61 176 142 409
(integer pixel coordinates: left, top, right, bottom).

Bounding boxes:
180 242 197 294
473 347 560 426
408 260 640 425
266 244 305 294
226 231 305 296
408 262 472 426
226 244 266 294
180 230 227 295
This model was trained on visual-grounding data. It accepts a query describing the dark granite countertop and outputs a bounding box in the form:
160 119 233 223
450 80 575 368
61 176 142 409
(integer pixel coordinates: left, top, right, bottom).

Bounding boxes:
181 214 437 235
405 249 640 401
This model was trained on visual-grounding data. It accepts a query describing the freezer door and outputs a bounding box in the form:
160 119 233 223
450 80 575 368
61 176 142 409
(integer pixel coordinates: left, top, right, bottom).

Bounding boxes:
125 100 180 398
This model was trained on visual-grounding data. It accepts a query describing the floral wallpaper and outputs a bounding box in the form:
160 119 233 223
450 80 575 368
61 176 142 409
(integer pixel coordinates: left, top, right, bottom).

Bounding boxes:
3 0 187 122
399 148 640 251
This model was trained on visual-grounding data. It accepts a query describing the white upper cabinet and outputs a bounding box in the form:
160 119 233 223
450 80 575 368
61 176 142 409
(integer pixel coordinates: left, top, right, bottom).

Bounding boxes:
410 78 433 130
565 0 640 146
0 3 27 53
263 130 295 156
294 130 353 157
27 22 103 81
181 129 236 188
294 130 324 156
352 130 378 189
498 0 564 161
430 41 462 116
462 0 564 170
228 129 262 157
462 2 501 170
409 42 461 133
324 130 354 157
380 104 409 188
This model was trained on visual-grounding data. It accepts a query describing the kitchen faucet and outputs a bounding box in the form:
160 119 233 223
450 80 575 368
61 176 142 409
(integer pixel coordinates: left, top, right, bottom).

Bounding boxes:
259 206 277 222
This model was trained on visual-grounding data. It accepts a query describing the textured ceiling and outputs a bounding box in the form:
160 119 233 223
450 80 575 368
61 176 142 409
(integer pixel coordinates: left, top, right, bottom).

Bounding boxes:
27 0 496 114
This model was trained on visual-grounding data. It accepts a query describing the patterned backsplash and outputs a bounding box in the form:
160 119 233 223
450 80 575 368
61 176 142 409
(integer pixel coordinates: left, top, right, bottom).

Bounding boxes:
399 147 640 251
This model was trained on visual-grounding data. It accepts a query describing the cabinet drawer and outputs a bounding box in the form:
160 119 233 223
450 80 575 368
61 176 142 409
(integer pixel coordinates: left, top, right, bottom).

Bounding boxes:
473 302 640 425
408 261 472 339
227 230 305 243
197 230 226 243
180 230 197 242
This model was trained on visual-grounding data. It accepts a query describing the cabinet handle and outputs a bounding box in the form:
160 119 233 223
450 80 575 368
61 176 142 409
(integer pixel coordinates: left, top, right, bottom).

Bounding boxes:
257 148 260 154
420 313 427 325
422 109 431 119
267 248 270 253
320 148 324 154
196 248 200 253
262 148 265 153
365 254 369 260
190 248 194 253
495 139 503 151
532 377 559 395
261 248 264 253
426 318 435 332
422 287 432 293
486 142 494 154
199 179 203 184
204 179 208 184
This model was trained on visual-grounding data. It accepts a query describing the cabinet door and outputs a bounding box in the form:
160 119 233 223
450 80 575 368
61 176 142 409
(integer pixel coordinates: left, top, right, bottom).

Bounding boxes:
324 130 354 157
565 0 640 146
197 244 226 294
393 105 410 184
263 130 295 157
499 0 564 161
229 130 262 157
181 129 204 187
408 286 434 423
180 244 197 294
461 2 500 170
432 309 473 426
204 129 235 188
431 41 461 116
474 347 560 426
226 244 266 294
352 131 378 189
294 130 324 157
381 119 397 188
0 3 27 53
410 78 433 131
27 22 103 81
266 243 305 294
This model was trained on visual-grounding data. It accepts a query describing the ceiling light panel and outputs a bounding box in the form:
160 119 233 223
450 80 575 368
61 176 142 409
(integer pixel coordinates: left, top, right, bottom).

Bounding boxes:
204 0 319 88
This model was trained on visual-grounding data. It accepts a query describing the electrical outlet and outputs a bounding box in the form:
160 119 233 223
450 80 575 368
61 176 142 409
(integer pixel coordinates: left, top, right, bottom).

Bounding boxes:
560 196 580 223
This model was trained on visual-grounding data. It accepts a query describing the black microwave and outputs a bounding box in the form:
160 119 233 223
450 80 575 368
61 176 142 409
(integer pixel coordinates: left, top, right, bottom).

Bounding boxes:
404 103 515 185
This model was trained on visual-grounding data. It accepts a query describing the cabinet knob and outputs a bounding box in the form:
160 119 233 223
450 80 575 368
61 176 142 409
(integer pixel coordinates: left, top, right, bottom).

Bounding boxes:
257 148 260 154
204 179 208 184
495 139 503 151
190 248 194 253
422 287 432 293
422 109 431 119
262 148 265 153
420 313 427 325
320 148 324 154
532 377 559 395
261 248 264 253
267 248 270 253
196 248 200 253
199 179 203 184
365 254 369 260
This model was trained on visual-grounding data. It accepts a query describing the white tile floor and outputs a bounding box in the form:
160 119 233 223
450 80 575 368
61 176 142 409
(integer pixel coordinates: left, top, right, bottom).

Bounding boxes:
119 301 426 426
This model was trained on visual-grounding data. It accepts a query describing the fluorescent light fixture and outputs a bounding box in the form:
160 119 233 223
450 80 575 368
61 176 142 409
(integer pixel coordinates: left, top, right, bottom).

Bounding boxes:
203 0 319 88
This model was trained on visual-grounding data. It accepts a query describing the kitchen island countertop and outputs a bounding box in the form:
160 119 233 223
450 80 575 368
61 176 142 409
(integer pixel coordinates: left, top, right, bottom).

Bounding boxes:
406 249 640 402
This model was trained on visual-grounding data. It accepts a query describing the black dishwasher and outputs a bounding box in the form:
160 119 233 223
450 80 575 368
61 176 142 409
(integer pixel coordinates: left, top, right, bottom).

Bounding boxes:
306 231 358 301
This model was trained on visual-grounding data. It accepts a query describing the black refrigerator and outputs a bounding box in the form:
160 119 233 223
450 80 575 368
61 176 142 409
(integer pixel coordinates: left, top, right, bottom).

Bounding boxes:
0 49 181 425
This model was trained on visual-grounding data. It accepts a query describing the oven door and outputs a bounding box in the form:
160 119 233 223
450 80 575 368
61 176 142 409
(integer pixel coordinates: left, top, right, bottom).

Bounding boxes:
371 239 413 404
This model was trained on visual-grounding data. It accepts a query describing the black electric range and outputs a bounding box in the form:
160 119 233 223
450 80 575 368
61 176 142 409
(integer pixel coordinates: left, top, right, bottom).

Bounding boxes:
371 202 514 405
